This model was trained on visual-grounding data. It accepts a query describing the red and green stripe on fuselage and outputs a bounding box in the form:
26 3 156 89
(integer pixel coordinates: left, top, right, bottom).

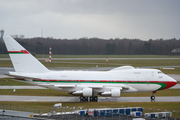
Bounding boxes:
12 78 176 91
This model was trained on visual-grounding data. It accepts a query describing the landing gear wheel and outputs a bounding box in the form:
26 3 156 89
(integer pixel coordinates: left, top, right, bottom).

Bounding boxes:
80 96 83 100
80 96 83 102
151 96 155 100
80 96 88 102
94 96 98 102
85 97 88 102
90 97 93 102
89 96 98 102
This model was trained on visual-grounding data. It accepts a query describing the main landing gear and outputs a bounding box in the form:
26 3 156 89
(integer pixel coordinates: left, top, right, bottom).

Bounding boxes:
150 91 156 100
90 96 98 102
80 96 98 102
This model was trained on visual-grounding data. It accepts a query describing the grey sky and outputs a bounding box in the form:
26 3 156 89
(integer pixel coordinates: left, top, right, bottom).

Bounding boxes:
0 0 180 40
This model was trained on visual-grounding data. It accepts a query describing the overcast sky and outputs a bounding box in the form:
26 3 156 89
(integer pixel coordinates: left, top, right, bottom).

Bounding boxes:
0 0 180 40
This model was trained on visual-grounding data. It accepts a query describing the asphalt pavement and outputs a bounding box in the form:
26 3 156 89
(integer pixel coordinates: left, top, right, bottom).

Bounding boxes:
0 95 179 102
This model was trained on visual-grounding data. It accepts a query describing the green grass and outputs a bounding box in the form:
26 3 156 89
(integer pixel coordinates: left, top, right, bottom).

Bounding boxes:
160 68 180 74
0 60 12 67
0 102 179 111
1 59 180 74
0 89 71 96
0 78 30 86
0 102 180 118
0 54 9 58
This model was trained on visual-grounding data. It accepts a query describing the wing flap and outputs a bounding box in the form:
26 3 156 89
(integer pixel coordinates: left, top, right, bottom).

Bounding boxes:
54 85 76 88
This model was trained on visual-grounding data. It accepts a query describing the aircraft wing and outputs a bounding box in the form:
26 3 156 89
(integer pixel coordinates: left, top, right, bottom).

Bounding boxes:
50 84 129 89
48 83 137 98
53 85 104 88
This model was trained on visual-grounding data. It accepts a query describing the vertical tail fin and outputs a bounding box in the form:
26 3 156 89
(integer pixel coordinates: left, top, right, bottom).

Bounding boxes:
3 36 49 73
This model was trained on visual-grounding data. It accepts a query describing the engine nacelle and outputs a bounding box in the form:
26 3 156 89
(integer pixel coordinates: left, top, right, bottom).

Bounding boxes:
111 89 121 98
101 89 121 98
83 88 92 97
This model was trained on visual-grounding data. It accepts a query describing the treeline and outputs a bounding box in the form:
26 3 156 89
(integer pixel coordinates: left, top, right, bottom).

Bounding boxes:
0 37 180 55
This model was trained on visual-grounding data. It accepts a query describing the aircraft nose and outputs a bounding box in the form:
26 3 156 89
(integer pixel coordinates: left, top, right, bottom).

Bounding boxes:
172 79 177 85
160 75 177 90
168 77 177 87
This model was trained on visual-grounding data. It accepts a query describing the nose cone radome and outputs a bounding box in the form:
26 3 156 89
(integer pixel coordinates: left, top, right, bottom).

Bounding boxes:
166 77 177 89
159 76 177 91
173 79 177 86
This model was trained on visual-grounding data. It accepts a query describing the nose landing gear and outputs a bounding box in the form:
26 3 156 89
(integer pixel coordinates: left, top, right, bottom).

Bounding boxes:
151 91 156 100
151 95 155 100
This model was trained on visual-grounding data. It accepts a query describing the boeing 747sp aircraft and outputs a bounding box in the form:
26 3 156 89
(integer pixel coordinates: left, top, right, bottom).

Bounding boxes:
3 36 177 102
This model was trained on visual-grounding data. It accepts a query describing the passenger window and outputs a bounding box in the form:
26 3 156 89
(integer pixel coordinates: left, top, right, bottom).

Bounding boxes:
134 72 140 74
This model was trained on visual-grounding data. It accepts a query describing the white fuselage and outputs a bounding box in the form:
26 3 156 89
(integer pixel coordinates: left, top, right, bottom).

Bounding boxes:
18 67 176 95
3 36 177 98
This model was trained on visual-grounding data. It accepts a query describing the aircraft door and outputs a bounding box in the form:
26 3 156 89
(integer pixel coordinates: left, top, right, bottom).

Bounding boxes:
151 71 154 76
46 77 50 84
125 78 129 85
146 78 150 86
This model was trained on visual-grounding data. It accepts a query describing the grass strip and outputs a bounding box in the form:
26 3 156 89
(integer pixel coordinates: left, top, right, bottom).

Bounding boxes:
0 102 179 118
0 78 30 86
1 54 180 58
0 101 179 111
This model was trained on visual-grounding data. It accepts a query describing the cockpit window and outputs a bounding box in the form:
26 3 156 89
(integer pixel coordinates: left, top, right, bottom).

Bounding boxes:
158 71 163 74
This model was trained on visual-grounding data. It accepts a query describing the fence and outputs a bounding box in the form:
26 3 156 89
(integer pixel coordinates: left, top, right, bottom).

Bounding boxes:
0 104 180 120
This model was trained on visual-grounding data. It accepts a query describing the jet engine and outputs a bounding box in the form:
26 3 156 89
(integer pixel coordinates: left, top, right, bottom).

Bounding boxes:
101 89 121 98
111 89 121 97
83 88 92 97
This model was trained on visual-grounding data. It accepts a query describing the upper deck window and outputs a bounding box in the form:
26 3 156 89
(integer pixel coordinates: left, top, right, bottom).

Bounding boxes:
134 72 140 74
158 71 163 74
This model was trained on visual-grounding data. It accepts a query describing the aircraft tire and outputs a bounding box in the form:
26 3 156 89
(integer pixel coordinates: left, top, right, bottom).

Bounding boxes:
82 97 87 102
85 97 88 102
89 96 98 102
90 97 93 102
80 96 83 100
94 96 98 102
151 96 155 100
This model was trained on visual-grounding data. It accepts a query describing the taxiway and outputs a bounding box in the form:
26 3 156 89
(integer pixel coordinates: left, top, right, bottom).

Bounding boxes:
0 95 179 102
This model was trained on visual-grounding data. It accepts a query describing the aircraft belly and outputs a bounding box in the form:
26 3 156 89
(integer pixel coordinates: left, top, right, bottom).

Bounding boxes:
129 84 161 92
